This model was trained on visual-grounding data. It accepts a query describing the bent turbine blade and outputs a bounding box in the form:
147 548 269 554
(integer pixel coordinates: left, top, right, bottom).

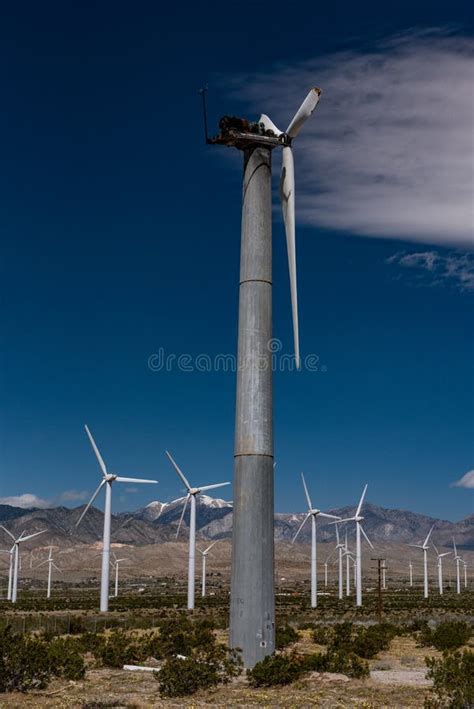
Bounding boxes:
258 114 283 136
280 145 300 369
85 425 108 477
286 88 321 138
165 451 191 490
76 479 106 526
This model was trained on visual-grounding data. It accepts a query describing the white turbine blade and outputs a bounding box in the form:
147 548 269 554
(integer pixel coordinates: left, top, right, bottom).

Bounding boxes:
18 530 46 543
204 540 218 554
0 526 15 541
360 525 374 549
453 538 457 556
258 113 283 136
176 494 190 539
292 512 311 544
325 548 336 563
165 451 191 490
356 484 368 518
36 559 49 568
440 552 451 558
52 563 62 573
432 543 439 556
301 473 312 510
280 145 299 369
286 87 322 138
76 480 106 526
198 482 230 492
319 512 340 520
329 517 356 525
85 425 108 476
115 477 158 484
423 524 435 548
409 544 424 549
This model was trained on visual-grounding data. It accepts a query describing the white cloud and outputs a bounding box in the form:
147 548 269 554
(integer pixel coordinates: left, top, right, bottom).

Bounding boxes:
386 249 474 290
0 490 89 509
230 29 474 246
0 493 51 509
451 470 474 488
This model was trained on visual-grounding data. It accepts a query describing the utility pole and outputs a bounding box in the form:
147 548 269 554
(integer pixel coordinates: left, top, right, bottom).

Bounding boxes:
371 557 385 624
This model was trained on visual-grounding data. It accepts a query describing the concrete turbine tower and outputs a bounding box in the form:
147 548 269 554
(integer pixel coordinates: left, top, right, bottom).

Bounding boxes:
207 88 321 667
166 451 230 610
76 425 158 612
291 473 339 607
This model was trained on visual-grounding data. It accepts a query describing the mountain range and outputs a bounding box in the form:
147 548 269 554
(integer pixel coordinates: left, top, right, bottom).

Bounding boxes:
0 498 472 550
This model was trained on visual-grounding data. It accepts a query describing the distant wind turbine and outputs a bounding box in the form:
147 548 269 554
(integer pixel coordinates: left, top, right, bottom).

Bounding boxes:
382 560 387 590
332 485 373 606
110 553 127 597
432 544 451 595
291 474 339 607
409 559 413 587
76 424 158 612
463 561 468 589
197 541 218 597
37 546 62 599
409 525 434 598
334 523 345 600
343 531 354 596
453 538 463 594
0 546 14 600
166 450 230 610
0 526 46 603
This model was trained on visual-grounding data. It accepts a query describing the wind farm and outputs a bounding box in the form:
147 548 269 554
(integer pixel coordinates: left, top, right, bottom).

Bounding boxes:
1 2 473 706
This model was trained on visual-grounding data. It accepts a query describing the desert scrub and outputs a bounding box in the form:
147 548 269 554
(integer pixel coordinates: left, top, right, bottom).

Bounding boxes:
424 649 474 708
352 624 398 659
420 621 472 651
275 623 299 650
247 652 306 687
157 644 241 697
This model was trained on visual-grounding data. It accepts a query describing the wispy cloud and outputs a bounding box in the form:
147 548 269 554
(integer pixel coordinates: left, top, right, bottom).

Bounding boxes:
0 490 89 509
230 29 474 246
451 470 474 489
386 249 474 290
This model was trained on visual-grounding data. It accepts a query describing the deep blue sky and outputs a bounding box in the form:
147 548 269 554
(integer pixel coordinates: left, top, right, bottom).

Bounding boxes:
1 1 472 521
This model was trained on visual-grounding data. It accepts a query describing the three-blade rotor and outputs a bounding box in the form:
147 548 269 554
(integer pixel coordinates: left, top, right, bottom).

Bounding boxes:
292 473 340 543
77 425 158 526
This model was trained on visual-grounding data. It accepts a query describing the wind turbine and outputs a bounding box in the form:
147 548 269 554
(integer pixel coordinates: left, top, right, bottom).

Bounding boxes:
110 553 127 598
343 531 354 596
166 451 230 610
409 559 413 587
0 526 46 603
381 560 387 590
291 474 339 607
432 544 451 595
0 546 14 600
76 424 158 612
463 561 468 589
197 541 218 598
409 525 434 598
37 546 62 599
208 88 321 666
332 485 373 606
453 538 463 594
334 524 345 600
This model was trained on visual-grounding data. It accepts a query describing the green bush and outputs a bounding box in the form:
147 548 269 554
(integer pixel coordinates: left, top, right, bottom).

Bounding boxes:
425 622 472 651
0 628 51 692
46 637 85 680
352 624 397 659
425 650 474 708
93 630 148 668
247 652 305 687
311 625 333 645
158 656 221 697
275 624 299 650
